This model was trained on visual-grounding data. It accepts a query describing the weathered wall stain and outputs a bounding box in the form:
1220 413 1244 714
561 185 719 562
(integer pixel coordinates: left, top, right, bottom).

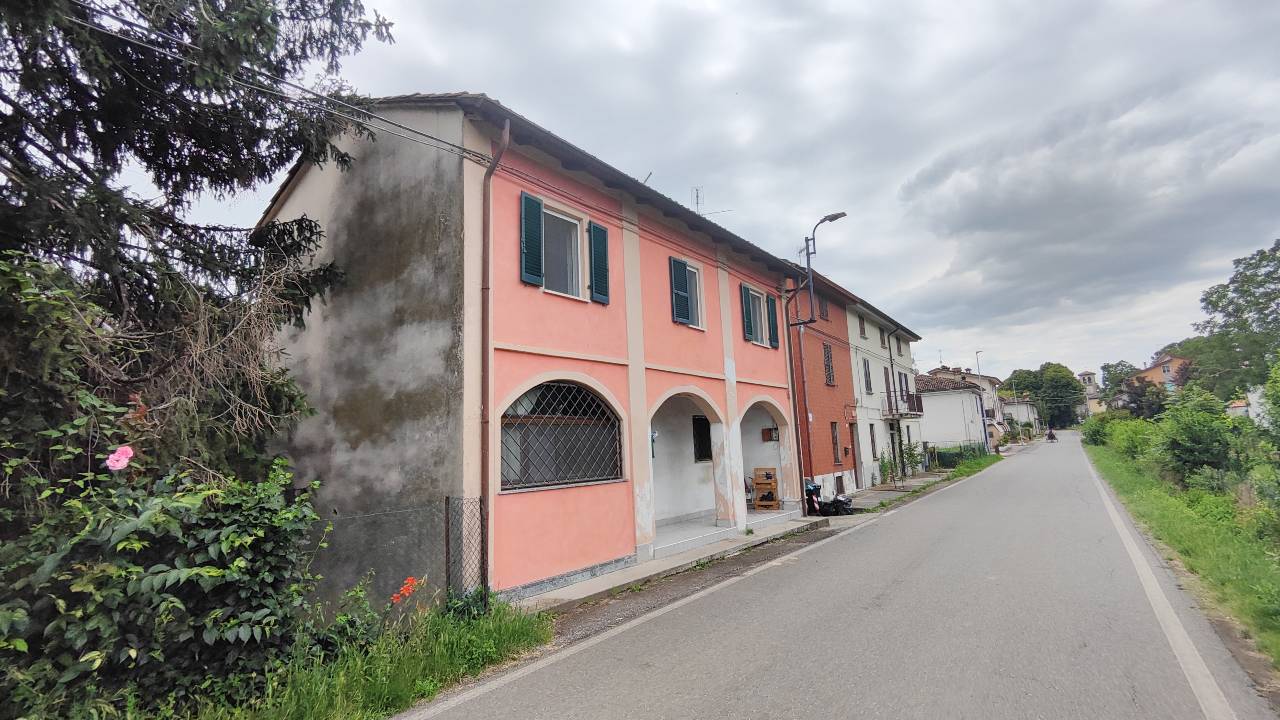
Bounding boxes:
278 107 467 603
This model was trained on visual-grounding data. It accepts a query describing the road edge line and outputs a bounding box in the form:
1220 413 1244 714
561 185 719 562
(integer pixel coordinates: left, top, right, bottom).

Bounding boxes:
1083 447 1238 720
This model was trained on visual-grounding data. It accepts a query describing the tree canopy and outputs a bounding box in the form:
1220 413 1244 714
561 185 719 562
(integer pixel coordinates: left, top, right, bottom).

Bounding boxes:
1001 362 1086 427
1199 239 1280 338
1 0 392 482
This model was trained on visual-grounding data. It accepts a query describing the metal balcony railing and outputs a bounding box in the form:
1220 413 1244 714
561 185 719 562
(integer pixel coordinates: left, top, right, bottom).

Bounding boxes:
883 390 923 418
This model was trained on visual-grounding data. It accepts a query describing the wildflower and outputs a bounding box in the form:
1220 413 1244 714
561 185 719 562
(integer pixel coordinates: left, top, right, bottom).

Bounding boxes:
105 445 135 471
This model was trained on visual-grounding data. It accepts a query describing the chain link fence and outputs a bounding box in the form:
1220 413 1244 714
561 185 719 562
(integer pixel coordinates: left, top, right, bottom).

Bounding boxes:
444 496 485 595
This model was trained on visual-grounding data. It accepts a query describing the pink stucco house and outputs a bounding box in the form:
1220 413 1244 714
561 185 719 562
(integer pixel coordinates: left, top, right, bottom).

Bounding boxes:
263 93 803 600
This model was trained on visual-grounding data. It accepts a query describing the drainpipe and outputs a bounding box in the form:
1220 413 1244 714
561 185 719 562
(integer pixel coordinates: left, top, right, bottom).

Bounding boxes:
782 277 811 515
480 119 510 595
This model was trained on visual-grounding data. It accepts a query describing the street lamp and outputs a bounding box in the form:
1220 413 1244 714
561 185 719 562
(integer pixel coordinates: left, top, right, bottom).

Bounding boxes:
799 211 846 324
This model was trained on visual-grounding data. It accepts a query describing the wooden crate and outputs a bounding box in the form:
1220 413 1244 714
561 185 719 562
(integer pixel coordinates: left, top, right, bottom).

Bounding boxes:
752 467 779 510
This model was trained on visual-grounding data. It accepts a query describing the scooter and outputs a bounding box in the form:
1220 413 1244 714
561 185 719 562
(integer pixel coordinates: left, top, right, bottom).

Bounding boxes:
805 481 856 516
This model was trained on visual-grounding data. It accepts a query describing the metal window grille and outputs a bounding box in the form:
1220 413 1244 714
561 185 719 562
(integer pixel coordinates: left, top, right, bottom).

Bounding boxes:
501 382 623 490
823 343 835 385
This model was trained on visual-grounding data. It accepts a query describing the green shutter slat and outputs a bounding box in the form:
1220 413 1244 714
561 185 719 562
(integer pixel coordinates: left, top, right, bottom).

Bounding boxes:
766 294 779 348
740 284 753 341
669 258 691 324
519 192 544 285
588 222 609 304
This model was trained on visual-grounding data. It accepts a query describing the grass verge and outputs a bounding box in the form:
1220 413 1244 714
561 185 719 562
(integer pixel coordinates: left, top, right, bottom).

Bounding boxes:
187 602 551 720
945 454 1002 480
1086 444 1280 667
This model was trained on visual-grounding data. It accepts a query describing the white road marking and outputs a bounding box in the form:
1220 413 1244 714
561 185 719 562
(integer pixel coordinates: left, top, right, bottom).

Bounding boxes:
1083 450 1238 720
403 467 997 719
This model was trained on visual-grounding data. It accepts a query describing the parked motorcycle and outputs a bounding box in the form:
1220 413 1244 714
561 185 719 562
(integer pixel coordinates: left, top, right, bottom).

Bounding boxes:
805 481 856 516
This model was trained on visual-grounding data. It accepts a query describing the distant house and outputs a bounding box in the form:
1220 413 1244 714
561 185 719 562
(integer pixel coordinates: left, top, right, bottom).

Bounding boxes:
1003 397 1042 434
916 374 988 452
1133 354 1191 391
927 366 1004 446
1227 398 1250 418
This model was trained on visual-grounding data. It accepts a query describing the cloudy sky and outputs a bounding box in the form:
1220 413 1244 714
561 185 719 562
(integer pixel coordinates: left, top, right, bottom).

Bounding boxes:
207 0 1280 379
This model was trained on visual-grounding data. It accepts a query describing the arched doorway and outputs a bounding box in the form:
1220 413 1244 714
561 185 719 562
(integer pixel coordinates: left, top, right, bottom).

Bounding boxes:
739 398 798 525
648 390 730 557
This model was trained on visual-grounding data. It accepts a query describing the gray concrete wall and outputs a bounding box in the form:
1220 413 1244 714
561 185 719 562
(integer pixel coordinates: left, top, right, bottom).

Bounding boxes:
273 106 468 604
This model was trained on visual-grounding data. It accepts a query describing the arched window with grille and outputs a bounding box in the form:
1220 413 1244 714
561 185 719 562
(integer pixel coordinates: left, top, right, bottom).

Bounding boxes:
500 382 623 490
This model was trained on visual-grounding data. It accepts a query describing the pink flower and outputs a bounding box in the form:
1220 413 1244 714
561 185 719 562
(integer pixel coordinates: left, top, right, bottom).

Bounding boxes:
105 445 134 471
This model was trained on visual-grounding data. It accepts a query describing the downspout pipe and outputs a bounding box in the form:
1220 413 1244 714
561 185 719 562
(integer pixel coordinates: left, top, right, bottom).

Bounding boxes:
480 119 510 596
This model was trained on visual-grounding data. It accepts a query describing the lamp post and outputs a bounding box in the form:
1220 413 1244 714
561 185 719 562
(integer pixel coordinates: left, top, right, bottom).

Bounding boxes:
786 211 846 516
797 211 847 325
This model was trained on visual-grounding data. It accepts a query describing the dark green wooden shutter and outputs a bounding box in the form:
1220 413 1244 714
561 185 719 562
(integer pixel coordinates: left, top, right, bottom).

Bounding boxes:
740 284 754 341
588 221 609 304
519 192 544 285
670 258 691 324
767 294 779 348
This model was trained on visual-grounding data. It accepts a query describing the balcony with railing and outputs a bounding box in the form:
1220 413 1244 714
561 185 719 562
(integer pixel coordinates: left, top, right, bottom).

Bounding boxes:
883 390 923 418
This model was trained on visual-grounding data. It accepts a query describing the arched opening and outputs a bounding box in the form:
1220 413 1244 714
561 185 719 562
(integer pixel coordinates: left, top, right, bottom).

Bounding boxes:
500 381 623 490
648 391 729 557
740 399 788 522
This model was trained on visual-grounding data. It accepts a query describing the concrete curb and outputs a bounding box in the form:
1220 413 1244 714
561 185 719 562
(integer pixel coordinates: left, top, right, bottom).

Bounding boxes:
536 516 831 615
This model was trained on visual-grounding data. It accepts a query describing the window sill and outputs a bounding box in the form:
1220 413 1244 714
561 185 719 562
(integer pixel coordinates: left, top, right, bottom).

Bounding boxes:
499 477 628 495
542 288 590 303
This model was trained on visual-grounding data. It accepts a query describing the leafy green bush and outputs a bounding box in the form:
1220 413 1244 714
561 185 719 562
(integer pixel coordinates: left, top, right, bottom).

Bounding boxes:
1106 418 1158 459
0 256 327 717
1081 417 1108 445
0 447 322 716
1156 386 1232 477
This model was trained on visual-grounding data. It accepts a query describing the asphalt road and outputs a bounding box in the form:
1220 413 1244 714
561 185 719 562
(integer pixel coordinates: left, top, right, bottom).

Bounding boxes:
414 432 1275 720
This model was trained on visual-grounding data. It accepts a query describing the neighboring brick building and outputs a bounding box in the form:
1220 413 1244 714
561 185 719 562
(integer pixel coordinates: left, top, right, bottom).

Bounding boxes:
787 272 858 496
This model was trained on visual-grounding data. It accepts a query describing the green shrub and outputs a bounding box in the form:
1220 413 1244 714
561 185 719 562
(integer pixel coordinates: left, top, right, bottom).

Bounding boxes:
1106 418 1158 459
1081 417 1108 445
1156 386 1231 477
0 451 322 717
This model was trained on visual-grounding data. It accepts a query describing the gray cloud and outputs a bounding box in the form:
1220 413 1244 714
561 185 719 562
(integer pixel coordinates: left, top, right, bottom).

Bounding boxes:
203 0 1280 378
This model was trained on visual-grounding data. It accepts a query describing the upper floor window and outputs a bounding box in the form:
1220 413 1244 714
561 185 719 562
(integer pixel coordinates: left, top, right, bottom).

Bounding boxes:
1162 364 1171 375
823 343 835 385
543 210 580 296
878 327 888 348
818 295 829 320
740 283 778 349
862 357 873 395
669 258 703 328
520 192 608 304
858 314 867 338
896 337 904 356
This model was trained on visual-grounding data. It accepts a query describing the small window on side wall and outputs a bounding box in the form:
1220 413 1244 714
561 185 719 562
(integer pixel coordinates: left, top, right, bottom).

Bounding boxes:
692 415 712 462
818 296 829 320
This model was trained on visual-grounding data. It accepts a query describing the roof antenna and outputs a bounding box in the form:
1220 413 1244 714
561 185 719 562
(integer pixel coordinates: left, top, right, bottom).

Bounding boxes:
642 171 652 185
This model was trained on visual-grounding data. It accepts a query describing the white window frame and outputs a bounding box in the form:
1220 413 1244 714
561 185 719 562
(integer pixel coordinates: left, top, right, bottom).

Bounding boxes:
540 203 589 302
744 285 768 347
686 263 705 331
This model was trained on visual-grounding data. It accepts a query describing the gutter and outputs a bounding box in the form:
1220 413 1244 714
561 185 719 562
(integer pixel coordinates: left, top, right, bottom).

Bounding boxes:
480 119 510 594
